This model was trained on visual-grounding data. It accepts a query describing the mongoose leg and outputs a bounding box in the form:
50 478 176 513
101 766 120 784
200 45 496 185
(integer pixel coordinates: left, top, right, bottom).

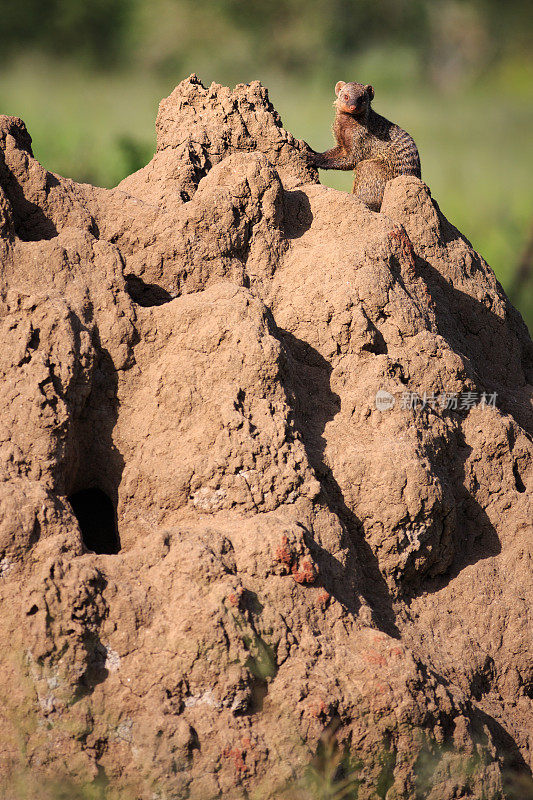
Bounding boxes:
309 145 354 170
352 159 389 212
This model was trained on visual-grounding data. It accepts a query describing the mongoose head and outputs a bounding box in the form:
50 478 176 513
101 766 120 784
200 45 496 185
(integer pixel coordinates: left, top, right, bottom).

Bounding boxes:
335 81 374 116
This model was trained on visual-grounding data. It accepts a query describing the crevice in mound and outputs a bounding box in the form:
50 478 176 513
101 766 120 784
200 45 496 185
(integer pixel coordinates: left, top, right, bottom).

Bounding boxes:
125 274 174 307
512 460 526 493
282 189 313 239
11 198 58 241
68 488 121 554
66 343 126 553
19 327 40 365
470 657 495 701
362 322 388 355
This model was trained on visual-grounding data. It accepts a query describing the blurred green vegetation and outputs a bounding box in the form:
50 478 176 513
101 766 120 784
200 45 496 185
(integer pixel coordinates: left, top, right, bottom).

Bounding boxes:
0 0 531 329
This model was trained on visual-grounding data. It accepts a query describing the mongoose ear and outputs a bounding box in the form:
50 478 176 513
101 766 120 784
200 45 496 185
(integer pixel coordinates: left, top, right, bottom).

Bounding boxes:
335 81 346 97
365 84 374 100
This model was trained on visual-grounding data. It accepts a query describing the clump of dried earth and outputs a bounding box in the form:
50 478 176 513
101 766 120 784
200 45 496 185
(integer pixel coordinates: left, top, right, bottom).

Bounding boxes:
0 75 532 800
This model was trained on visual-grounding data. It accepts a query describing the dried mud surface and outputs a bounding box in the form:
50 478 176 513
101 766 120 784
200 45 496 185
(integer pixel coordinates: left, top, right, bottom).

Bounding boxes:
0 75 532 799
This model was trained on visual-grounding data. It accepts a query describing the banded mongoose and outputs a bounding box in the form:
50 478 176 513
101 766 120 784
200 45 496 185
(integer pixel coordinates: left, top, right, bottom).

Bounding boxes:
308 81 421 211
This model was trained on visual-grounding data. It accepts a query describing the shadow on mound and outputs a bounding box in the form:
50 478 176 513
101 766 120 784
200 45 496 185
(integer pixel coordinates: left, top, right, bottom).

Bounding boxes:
278 327 400 638
125 274 174 306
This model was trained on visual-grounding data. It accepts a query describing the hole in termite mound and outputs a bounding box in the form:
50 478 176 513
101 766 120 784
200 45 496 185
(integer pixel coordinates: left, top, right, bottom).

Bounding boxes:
68 488 121 554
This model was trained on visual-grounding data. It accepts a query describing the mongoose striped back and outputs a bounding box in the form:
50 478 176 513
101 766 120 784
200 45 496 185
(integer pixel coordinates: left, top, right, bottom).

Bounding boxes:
368 110 421 178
